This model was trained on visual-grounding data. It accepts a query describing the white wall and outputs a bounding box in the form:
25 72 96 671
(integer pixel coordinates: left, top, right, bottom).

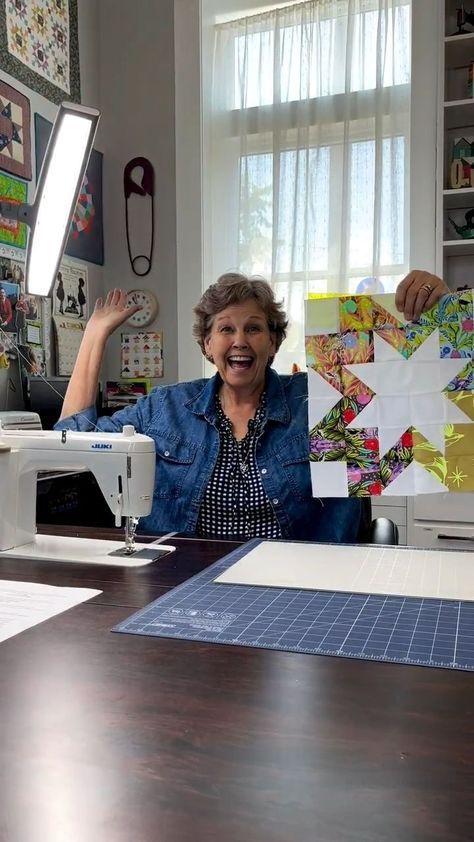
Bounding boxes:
98 0 178 385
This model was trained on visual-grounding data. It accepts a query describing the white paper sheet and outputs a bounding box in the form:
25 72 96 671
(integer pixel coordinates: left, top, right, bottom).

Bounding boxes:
214 541 474 601
0 579 101 642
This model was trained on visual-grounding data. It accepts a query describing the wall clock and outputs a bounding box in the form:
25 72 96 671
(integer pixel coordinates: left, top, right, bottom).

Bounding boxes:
126 289 159 328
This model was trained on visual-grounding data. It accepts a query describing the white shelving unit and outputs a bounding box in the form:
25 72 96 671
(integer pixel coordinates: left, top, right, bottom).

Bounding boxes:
407 0 474 550
439 7 474 275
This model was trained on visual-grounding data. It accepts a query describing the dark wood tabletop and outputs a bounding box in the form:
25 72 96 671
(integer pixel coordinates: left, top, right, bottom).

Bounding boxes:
0 528 473 842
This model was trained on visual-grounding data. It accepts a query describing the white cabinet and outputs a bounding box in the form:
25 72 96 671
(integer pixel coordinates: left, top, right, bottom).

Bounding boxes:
408 1 474 549
409 492 473 550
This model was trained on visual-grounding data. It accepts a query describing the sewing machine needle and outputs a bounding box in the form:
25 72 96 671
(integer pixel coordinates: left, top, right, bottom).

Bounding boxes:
124 516 139 554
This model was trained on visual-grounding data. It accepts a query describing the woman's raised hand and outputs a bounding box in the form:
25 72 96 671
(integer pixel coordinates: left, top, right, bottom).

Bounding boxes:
86 288 141 338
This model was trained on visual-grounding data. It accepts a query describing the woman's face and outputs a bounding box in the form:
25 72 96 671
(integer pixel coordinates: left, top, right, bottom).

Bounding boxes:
204 300 276 391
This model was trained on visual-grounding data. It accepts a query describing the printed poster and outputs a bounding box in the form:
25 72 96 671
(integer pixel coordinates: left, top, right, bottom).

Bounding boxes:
305 290 474 496
52 261 88 320
52 261 88 376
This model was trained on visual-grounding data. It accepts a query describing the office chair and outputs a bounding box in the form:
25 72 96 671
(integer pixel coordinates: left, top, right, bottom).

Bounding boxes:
357 497 399 545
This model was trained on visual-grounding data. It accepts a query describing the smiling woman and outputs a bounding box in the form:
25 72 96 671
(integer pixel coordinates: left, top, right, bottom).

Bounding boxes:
55 269 448 543
194 273 286 440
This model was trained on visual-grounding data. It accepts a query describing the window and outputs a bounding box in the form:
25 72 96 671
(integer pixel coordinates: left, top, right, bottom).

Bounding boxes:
204 0 411 370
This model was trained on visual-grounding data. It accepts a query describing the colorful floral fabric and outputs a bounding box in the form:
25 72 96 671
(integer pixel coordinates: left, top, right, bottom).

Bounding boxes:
305 290 474 496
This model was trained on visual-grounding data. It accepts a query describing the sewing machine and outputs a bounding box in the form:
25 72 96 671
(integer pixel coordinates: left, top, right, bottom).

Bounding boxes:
0 425 173 566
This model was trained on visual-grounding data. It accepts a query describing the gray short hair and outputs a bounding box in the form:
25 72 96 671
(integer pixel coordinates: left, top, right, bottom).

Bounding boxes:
193 272 288 361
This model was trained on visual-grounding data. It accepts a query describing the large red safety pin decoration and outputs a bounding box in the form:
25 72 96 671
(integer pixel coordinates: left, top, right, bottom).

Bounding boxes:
123 157 155 277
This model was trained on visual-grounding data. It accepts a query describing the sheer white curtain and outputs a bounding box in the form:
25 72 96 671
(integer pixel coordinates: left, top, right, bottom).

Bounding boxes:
204 0 411 371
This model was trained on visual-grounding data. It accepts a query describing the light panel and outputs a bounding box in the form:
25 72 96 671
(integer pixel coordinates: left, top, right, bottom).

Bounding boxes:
26 102 100 296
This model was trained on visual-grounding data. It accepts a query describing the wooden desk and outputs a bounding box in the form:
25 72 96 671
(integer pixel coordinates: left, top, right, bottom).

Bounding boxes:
0 531 472 842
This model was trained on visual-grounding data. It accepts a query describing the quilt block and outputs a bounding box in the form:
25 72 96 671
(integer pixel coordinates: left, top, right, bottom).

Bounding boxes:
305 290 474 496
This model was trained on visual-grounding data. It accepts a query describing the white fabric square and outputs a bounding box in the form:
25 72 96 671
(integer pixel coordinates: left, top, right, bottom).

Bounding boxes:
310 461 348 497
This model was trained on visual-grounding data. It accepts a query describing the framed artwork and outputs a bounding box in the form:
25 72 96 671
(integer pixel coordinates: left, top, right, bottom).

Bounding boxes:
0 172 28 249
0 80 32 180
305 290 474 497
35 114 104 265
121 332 163 379
0 0 80 105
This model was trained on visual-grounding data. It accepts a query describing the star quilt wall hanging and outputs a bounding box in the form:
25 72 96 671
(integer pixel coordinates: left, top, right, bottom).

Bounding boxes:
0 80 31 180
305 290 474 497
0 0 80 105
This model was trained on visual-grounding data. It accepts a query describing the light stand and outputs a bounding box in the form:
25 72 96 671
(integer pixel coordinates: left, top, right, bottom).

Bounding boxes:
0 101 100 296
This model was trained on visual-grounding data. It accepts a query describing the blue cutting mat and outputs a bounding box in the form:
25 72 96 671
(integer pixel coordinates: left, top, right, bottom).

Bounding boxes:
113 539 474 671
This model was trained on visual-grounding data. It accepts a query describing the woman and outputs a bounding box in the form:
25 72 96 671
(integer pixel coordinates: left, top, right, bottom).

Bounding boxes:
56 272 65 315
77 277 86 318
0 286 13 327
14 292 30 332
56 270 449 541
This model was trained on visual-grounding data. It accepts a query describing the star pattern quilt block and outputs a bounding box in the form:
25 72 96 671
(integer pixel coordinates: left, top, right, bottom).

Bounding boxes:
0 79 31 180
0 0 80 105
305 290 474 497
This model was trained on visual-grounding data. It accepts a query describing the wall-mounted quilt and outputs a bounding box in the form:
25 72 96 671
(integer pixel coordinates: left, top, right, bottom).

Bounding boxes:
0 0 80 105
305 290 474 496
0 79 31 180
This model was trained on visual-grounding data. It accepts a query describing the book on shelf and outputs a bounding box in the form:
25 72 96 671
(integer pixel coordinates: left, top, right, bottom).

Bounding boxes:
104 379 151 408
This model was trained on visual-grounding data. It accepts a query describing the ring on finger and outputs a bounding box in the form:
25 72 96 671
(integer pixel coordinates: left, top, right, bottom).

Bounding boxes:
421 282 434 294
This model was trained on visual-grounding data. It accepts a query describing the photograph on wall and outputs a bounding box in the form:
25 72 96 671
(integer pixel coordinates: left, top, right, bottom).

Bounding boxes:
35 114 103 265
0 279 19 333
53 261 88 320
24 293 42 322
0 254 23 283
18 344 46 377
0 172 28 249
121 332 163 379
0 79 32 180
0 0 80 105
14 289 30 333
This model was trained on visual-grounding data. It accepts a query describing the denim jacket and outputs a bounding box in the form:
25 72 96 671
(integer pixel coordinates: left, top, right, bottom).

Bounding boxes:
55 368 362 542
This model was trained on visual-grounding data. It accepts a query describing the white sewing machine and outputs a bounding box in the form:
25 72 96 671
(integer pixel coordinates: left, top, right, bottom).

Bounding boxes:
0 425 173 566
